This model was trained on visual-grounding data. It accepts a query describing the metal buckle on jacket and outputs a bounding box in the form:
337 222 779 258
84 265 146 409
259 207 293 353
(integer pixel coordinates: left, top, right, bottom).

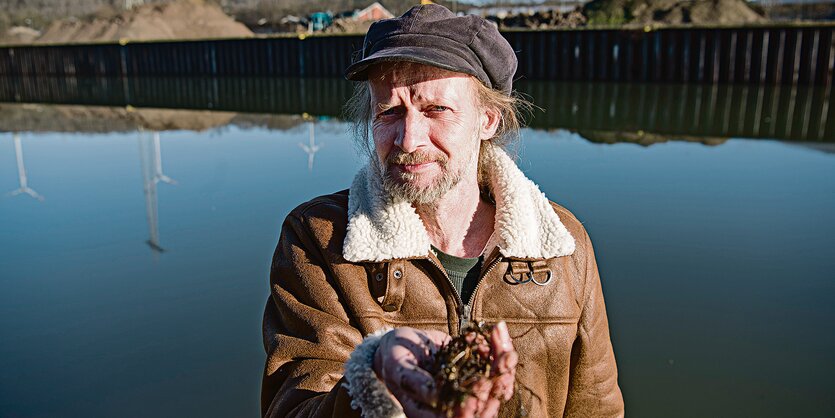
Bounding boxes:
506 271 534 284
505 261 552 286
530 270 552 286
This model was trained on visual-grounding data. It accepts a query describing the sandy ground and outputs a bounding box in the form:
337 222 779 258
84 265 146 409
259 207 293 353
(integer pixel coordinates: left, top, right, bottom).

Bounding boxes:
2 0 252 45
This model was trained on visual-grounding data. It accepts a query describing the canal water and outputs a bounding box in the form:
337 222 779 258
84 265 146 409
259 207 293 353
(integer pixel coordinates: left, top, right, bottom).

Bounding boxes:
0 78 833 417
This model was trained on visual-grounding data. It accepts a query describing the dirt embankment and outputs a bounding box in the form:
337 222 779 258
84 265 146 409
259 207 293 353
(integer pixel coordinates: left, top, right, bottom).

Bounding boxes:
2 0 252 45
468 0 768 30
488 9 588 30
583 0 766 27
759 2 835 22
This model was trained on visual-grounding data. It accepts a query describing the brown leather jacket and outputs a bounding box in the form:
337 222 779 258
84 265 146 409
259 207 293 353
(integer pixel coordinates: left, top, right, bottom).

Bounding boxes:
262 146 624 417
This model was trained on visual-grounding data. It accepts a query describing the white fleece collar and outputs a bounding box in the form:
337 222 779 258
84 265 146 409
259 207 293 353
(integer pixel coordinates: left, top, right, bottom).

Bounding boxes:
343 144 575 262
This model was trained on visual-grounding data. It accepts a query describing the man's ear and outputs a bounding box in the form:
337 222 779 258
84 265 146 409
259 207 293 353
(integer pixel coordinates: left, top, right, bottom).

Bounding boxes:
480 107 501 141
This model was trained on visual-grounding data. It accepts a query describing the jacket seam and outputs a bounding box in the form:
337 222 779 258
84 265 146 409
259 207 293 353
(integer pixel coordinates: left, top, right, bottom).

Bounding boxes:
579 228 594 329
481 317 579 325
578 321 605 412
578 226 604 412
354 315 448 325
294 198 346 219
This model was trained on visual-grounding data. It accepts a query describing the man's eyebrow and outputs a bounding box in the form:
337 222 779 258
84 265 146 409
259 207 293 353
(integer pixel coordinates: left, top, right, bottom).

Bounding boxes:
376 102 395 112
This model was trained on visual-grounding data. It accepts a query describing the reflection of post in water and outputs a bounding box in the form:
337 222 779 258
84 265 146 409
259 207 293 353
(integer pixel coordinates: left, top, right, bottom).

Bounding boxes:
298 118 323 172
6 133 44 201
138 131 176 253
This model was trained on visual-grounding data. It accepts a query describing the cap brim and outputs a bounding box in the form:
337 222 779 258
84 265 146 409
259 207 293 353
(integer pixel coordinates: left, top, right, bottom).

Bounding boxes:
344 45 479 82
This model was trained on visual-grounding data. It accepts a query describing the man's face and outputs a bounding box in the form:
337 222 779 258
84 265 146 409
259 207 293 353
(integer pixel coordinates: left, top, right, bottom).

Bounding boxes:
368 64 497 204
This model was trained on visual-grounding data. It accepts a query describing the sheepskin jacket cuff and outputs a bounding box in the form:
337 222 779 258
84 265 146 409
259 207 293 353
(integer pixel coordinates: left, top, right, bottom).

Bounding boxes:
342 329 405 418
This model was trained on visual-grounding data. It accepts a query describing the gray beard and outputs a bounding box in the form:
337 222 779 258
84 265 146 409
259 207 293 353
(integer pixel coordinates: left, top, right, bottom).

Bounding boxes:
381 166 462 205
376 133 480 205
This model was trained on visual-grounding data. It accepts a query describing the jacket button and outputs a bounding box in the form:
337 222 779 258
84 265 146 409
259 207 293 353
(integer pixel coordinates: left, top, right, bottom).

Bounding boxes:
393 270 402 279
375 273 383 281
382 304 397 312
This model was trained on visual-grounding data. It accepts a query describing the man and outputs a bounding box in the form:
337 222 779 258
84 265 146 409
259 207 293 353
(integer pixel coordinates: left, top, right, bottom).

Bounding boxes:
262 4 623 418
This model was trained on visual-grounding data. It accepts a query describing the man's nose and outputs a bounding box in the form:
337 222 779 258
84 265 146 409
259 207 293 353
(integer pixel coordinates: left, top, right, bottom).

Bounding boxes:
394 111 429 153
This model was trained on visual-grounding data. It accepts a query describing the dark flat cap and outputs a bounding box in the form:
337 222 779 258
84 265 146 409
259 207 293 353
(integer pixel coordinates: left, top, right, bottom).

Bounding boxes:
344 4 518 94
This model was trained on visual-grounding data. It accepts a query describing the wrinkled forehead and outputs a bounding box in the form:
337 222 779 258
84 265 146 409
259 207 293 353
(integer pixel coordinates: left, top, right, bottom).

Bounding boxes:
368 62 475 89
367 62 478 103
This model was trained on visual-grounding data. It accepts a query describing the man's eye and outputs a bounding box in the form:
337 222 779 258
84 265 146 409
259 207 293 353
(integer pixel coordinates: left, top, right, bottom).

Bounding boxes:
428 105 450 112
378 107 400 117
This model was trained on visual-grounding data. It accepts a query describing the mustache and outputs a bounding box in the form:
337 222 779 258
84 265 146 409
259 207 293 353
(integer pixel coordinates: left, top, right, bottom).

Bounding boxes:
386 150 448 166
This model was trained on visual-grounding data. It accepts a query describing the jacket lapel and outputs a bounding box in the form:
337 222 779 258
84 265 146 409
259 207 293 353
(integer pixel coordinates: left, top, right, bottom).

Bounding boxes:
343 144 575 263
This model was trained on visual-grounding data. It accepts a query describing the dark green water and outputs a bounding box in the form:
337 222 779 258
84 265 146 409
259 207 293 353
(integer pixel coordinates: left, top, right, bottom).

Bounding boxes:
0 78 833 417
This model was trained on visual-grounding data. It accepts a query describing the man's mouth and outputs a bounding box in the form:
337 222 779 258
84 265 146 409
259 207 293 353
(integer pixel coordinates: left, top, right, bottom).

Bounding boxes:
387 151 445 174
396 161 436 172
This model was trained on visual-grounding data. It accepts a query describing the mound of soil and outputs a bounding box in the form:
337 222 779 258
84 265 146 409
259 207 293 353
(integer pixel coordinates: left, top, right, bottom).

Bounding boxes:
760 1 835 22
323 18 376 34
34 0 252 44
584 0 766 26
0 26 41 45
489 9 588 30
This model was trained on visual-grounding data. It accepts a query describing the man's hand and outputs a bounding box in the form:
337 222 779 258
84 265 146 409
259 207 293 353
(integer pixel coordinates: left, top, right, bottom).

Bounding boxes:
452 321 518 418
373 323 517 418
374 327 450 418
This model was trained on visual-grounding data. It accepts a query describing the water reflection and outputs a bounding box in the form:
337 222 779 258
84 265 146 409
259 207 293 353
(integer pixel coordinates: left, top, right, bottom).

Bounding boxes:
1 76 832 142
298 119 323 172
6 133 44 201
0 80 833 418
138 130 176 253
521 81 834 142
